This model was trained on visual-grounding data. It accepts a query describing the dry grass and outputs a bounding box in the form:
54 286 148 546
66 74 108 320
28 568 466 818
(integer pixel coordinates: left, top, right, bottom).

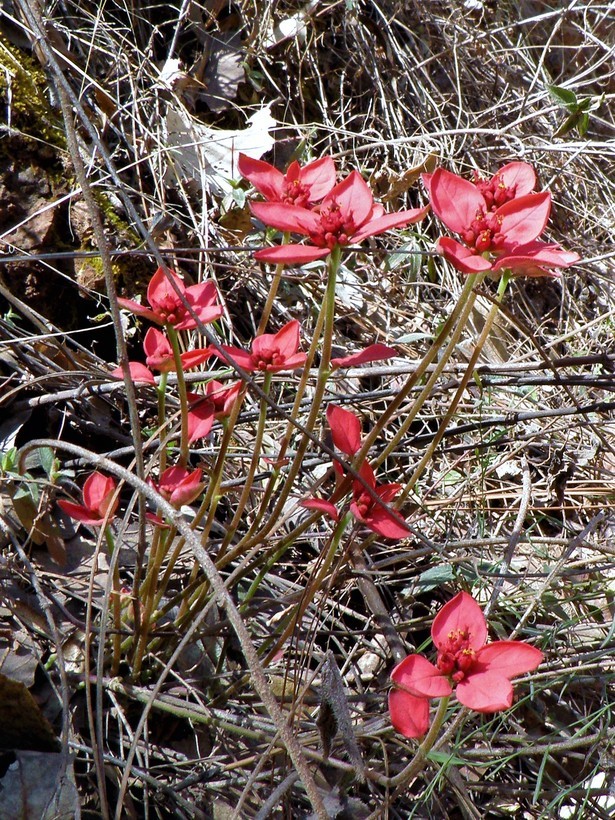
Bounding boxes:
0 0 614 817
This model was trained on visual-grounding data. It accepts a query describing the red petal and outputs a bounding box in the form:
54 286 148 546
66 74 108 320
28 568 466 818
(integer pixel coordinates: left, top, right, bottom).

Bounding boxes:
376 482 403 504
83 472 117 519
493 242 579 273
436 237 493 273
265 353 307 372
144 327 174 371
187 406 215 443
213 346 257 371
57 500 105 526
147 267 185 312
327 171 375 229
326 404 362 456
475 641 543 678
116 298 160 324
273 319 301 360
388 689 431 738
495 192 551 248
300 498 340 521
391 654 452 698
254 244 331 264
432 592 487 651
497 162 536 196
158 466 204 507
111 362 156 384
331 343 398 369
250 201 320 235
356 503 410 540
179 348 213 370
173 280 223 330
238 154 285 200
299 156 337 201
429 168 486 234
351 205 430 243
455 671 513 713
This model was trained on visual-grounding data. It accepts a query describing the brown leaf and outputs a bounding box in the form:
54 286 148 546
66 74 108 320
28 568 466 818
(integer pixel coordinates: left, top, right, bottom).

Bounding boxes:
0 673 59 752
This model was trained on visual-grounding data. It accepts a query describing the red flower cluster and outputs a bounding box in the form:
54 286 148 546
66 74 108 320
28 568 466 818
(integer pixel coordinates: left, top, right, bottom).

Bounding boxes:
423 162 579 277
388 592 544 738
240 154 428 264
301 404 410 540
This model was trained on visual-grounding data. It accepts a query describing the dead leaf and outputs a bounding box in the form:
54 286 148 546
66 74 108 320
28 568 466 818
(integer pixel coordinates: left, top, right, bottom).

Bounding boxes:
164 105 276 196
0 751 80 819
0 640 39 688
263 1 319 50
0 673 59 752
201 30 245 112
370 153 438 202
317 651 365 781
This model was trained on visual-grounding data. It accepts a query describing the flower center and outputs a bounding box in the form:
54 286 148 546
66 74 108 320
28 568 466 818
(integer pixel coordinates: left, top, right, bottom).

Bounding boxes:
310 203 355 248
354 490 372 518
156 292 187 326
254 351 284 370
474 171 517 210
283 178 312 208
462 208 504 252
436 629 477 682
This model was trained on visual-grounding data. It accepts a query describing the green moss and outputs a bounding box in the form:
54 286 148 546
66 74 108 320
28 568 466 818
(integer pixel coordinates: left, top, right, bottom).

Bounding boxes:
0 36 65 150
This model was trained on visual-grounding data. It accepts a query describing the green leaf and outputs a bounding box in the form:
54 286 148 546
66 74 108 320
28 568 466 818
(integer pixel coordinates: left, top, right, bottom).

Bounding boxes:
577 112 590 137
1 447 18 474
547 84 578 109
427 749 468 766
417 563 454 591
553 112 582 138
37 447 56 479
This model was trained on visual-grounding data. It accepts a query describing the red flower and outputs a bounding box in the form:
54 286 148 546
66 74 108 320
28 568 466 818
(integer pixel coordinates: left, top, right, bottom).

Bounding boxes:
251 171 429 264
426 167 579 276
301 405 410 540
350 461 410 539
143 327 212 373
213 319 307 372
150 466 205 507
58 472 118 526
238 153 337 208
186 380 242 443
331 343 398 369
388 591 544 738
118 267 223 330
423 161 537 211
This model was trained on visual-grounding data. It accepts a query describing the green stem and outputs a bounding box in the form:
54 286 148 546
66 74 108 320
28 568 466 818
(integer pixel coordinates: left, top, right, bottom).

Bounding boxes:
238 246 342 551
257 231 290 335
166 324 190 467
368 271 486 471
261 511 352 665
131 525 173 677
399 271 510 498
104 527 122 676
156 371 169 473
218 372 273 554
